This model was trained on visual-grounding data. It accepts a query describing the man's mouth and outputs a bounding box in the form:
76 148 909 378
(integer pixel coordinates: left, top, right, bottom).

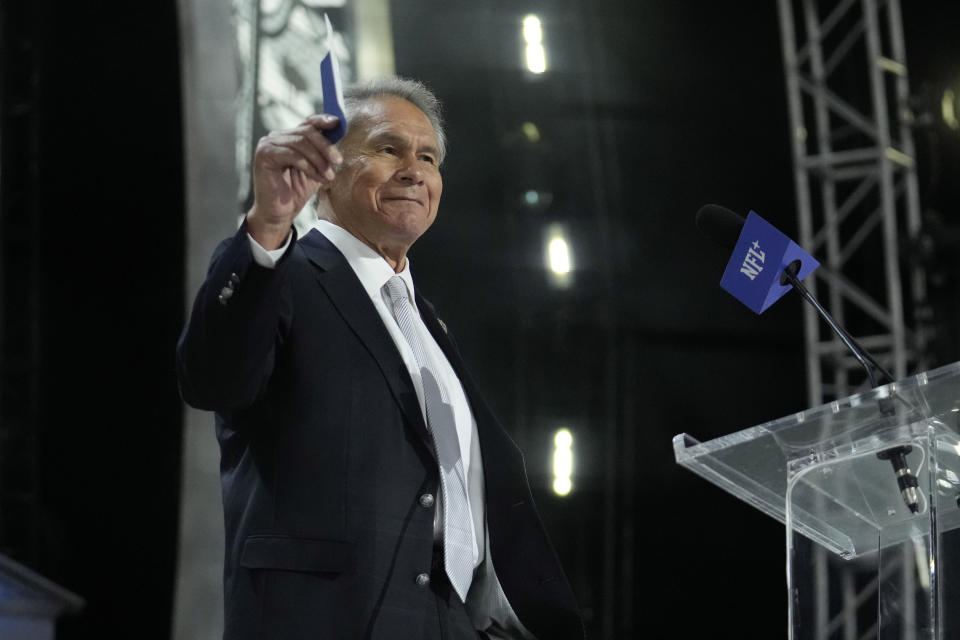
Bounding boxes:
384 196 423 206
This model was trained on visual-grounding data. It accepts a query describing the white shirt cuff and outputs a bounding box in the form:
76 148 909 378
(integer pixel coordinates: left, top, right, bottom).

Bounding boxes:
247 231 292 268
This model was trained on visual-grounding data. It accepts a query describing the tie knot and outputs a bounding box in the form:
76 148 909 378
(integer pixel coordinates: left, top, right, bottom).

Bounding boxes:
384 275 409 305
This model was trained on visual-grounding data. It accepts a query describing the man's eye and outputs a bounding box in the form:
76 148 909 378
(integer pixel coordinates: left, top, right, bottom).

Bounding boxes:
380 146 397 155
420 155 437 165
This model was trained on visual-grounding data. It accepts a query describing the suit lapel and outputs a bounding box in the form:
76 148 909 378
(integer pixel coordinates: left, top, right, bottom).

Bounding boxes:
298 230 434 453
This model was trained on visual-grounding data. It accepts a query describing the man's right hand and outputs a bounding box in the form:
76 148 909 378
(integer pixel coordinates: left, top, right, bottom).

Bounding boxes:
246 114 344 250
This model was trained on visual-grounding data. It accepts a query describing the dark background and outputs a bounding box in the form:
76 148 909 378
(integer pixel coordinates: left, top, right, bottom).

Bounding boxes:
1 1 958 638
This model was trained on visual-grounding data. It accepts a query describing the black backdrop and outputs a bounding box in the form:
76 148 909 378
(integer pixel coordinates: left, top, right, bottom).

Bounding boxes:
0 1 184 638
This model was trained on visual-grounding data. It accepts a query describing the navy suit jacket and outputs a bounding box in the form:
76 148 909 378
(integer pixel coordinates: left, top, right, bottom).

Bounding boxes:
177 225 584 640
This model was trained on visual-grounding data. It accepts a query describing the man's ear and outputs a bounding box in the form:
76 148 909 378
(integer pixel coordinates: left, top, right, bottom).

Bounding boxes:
313 187 334 218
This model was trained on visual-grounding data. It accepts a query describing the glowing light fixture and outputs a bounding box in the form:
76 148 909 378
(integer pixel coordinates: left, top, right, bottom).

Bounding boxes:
523 15 542 43
552 428 573 496
521 121 541 143
549 236 571 274
523 15 547 74
942 89 959 131
544 224 573 288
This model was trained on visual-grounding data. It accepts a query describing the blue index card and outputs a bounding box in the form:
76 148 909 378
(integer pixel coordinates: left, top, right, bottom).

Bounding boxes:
720 210 819 314
320 13 347 143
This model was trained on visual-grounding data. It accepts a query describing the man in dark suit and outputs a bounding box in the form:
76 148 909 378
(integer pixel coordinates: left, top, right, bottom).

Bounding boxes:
177 77 583 640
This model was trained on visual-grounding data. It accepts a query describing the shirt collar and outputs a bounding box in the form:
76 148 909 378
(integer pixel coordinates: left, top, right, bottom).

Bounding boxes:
313 219 417 306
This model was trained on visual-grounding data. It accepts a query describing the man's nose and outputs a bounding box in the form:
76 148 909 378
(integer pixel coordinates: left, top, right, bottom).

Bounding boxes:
395 155 424 184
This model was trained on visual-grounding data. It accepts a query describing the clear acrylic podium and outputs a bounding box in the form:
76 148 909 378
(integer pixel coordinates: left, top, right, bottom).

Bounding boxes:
674 361 960 639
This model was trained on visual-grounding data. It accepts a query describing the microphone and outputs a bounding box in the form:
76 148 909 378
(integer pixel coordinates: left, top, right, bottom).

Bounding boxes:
699 205 820 314
697 204 918 513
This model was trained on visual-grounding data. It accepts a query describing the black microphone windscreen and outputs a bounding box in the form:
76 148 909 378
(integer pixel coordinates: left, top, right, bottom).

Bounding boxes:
696 204 745 250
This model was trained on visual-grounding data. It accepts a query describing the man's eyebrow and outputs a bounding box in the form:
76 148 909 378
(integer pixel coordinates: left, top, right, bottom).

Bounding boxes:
370 132 439 156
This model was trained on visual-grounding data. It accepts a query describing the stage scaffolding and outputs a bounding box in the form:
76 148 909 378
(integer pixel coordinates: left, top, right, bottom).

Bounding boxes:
776 0 928 638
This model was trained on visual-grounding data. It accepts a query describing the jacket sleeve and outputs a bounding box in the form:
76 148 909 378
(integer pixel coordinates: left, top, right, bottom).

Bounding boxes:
176 222 298 412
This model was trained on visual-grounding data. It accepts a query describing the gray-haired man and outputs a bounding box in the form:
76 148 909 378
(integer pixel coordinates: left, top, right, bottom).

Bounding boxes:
178 77 584 640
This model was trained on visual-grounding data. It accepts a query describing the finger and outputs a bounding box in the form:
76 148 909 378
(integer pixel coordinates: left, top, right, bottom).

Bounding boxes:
295 123 343 170
257 139 327 182
293 166 321 197
260 118 343 178
303 113 340 130
264 131 337 175
267 123 342 174
278 134 339 181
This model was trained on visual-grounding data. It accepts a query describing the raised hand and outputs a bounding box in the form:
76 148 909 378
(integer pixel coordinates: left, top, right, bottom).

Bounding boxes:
246 114 344 249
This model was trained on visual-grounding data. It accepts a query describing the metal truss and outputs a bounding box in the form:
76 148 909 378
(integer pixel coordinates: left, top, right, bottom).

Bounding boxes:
776 0 927 638
777 0 926 406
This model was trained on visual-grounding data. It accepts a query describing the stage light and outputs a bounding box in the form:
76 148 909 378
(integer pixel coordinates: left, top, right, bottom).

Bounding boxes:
523 15 547 74
549 237 571 274
942 88 959 131
552 428 573 496
544 224 573 288
523 15 542 44
526 47 546 74
519 188 552 213
521 121 541 143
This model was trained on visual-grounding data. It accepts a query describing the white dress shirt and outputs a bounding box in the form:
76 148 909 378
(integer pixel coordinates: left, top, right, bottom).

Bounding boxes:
248 221 535 639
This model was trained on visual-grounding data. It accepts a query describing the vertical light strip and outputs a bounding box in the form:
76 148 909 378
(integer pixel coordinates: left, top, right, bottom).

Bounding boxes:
545 223 573 288
523 15 546 74
553 428 573 496
549 236 571 274
354 0 396 78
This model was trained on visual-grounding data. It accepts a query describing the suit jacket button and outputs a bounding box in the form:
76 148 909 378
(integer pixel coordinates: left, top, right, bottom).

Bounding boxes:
415 573 430 588
419 493 435 509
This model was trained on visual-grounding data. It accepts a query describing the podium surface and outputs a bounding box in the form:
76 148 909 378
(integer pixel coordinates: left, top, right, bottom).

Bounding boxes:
674 361 960 639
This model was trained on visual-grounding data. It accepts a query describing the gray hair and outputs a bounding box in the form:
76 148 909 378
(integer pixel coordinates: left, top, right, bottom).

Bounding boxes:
343 77 447 164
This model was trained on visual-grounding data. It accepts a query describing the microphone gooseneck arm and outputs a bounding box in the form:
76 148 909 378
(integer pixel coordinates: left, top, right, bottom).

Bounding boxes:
780 260 918 513
778 260 895 389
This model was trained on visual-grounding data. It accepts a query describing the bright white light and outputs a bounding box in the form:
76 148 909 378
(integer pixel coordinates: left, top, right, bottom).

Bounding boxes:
523 15 547 74
526 44 546 74
552 428 573 496
544 225 573 288
524 190 540 206
548 236 571 275
523 15 542 44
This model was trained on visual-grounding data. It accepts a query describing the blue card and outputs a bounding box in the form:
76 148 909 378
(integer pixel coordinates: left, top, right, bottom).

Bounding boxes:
320 14 347 143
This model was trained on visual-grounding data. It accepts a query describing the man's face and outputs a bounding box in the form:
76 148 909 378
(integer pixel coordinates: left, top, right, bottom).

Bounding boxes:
325 96 443 254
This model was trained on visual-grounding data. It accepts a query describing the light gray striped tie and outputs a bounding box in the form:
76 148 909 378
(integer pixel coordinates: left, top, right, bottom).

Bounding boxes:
383 276 474 601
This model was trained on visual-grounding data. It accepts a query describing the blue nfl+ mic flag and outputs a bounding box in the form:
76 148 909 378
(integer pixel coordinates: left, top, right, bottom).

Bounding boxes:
720 211 819 313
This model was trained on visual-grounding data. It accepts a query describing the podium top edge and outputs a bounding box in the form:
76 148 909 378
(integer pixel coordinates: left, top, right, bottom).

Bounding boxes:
673 360 960 461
